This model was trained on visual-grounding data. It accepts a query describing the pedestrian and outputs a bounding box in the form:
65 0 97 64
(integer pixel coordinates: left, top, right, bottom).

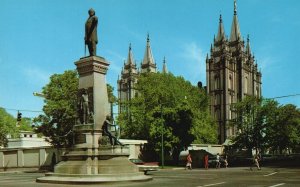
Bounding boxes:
204 154 209 169
224 155 228 168
185 153 192 170
216 153 221 169
250 154 261 170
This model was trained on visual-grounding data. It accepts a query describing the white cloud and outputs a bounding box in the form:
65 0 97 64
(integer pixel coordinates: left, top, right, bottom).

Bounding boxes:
104 49 125 75
22 67 51 86
179 42 205 84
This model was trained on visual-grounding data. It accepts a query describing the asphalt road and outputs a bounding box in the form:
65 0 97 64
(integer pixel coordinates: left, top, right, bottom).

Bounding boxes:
1 167 300 187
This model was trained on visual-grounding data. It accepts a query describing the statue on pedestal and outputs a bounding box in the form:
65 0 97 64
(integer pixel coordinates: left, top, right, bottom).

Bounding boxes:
79 89 90 124
85 8 98 56
102 115 124 146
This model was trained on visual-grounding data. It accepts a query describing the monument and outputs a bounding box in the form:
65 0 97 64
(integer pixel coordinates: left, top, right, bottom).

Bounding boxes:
36 9 151 184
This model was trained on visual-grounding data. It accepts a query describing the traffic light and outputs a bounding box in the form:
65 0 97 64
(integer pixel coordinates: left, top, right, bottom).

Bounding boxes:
17 111 22 122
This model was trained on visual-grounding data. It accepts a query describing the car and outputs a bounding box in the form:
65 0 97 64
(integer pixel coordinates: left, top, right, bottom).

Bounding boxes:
129 158 159 174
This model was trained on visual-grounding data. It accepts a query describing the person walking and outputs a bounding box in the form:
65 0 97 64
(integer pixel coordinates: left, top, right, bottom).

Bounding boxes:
224 155 228 168
204 154 209 169
216 153 221 169
250 154 261 170
185 153 192 170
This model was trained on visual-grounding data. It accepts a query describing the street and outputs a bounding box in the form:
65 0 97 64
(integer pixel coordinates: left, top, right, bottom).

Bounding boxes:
1 167 300 187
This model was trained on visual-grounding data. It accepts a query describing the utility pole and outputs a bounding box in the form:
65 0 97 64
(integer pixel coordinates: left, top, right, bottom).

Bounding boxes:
161 103 164 169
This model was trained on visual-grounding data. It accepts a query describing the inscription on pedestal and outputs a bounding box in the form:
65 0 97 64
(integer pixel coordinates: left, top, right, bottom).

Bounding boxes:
75 133 86 144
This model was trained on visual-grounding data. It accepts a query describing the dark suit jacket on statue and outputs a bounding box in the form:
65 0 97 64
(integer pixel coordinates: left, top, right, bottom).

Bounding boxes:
85 14 98 56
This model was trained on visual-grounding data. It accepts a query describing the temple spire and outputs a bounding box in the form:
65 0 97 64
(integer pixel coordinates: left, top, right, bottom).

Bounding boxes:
245 34 252 56
126 43 135 65
234 0 237 15
216 14 226 42
141 33 156 73
230 0 242 42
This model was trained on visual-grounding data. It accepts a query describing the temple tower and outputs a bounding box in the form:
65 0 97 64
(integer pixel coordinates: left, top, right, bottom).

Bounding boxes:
206 0 262 143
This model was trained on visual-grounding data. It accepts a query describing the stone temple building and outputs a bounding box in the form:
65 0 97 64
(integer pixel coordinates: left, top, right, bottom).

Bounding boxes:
206 0 262 143
117 1 262 145
117 34 168 114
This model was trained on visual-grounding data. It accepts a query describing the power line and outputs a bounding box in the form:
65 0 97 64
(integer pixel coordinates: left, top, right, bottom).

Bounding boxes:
268 93 300 99
0 107 43 113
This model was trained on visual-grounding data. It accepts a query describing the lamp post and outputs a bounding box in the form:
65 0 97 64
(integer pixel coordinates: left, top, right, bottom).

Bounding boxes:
161 103 164 169
33 92 45 98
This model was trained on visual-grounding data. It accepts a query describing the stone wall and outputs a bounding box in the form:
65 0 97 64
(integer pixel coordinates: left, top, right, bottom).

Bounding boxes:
0 147 60 171
0 140 147 171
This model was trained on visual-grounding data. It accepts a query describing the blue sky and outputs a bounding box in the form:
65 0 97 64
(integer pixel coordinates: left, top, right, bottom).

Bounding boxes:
1 0 300 118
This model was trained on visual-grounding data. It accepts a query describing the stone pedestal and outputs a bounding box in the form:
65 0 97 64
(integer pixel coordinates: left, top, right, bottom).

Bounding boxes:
36 56 152 184
75 56 110 132
37 146 151 183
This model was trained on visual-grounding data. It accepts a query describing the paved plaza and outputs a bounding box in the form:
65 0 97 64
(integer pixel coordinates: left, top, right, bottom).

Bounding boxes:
1 167 300 187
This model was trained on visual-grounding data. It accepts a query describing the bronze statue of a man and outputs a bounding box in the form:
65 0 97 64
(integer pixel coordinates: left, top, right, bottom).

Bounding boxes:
80 89 90 124
85 8 98 56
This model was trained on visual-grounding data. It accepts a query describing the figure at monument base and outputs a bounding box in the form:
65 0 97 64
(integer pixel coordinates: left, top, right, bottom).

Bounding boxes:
102 115 124 146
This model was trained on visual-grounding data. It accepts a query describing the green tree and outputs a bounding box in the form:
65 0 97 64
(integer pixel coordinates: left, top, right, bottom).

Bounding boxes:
34 70 78 148
230 96 265 156
0 108 18 147
18 117 34 131
265 103 300 154
230 96 300 156
118 73 217 163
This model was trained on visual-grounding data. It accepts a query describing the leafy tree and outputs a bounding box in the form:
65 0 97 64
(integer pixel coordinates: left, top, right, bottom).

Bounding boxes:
18 117 34 131
230 96 265 156
118 73 217 163
230 96 300 156
265 103 300 154
0 108 18 147
34 70 117 148
34 70 78 148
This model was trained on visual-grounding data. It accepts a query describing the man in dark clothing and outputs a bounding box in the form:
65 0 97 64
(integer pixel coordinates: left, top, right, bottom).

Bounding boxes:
85 8 98 56
102 115 123 146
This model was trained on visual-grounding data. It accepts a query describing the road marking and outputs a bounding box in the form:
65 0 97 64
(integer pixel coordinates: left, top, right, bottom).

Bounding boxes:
197 182 226 187
172 167 185 170
268 183 285 187
264 172 277 176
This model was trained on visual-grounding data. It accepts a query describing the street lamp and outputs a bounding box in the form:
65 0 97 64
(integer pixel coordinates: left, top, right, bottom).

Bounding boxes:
33 92 45 98
161 103 164 169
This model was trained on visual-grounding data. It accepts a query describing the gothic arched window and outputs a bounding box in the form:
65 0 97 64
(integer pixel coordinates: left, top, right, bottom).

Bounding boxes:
214 75 220 90
245 76 248 94
229 74 233 90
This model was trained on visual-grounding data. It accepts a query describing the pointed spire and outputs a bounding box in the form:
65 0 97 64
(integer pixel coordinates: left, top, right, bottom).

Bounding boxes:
142 34 155 65
216 14 226 42
230 0 242 42
206 53 209 63
141 33 156 73
245 34 252 56
234 0 237 15
126 43 135 65
162 56 168 73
